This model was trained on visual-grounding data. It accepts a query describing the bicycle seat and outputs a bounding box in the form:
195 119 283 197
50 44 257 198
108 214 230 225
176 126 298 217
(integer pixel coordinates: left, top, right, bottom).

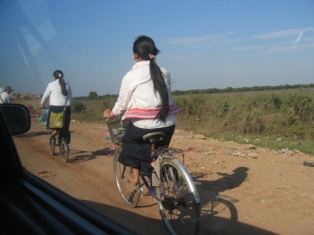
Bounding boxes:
142 131 165 142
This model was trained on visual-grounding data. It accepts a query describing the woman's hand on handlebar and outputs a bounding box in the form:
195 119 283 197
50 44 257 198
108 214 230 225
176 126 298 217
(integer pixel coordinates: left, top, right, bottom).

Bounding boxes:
103 108 113 118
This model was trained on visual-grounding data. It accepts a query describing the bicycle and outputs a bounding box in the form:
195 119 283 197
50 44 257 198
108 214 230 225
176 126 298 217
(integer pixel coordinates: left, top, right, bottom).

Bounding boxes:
49 129 70 163
41 107 69 162
107 117 201 235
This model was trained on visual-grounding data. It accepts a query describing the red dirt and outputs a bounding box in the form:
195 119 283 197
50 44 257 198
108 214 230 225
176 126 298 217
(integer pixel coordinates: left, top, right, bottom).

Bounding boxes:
12 100 314 235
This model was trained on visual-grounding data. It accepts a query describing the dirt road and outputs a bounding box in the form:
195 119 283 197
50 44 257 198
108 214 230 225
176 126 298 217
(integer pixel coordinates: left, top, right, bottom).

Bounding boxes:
13 113 314 235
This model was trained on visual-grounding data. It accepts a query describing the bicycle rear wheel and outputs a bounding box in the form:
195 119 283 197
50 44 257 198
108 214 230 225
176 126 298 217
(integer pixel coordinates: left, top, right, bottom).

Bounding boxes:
113 146 140 207
59 138 69 162
156 158 201 235
49 137 56 156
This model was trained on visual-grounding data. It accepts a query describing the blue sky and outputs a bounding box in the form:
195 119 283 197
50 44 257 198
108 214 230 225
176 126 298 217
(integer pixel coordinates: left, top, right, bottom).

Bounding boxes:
0 0 313 97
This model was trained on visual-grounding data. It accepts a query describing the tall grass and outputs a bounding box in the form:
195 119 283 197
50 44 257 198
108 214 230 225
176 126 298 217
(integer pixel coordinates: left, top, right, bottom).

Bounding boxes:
71 98 116 123
174 89 314 140
71 89 314 155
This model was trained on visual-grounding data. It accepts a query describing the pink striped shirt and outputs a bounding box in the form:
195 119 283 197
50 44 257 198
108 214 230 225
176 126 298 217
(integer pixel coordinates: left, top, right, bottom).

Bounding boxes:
122 105 181 120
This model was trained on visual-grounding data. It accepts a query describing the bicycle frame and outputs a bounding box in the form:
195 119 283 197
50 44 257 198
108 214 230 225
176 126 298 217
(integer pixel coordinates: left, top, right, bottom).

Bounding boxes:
114 145 201 235
139 162 165 201
109 119 201 235
139 172 160 199
139 153 199 202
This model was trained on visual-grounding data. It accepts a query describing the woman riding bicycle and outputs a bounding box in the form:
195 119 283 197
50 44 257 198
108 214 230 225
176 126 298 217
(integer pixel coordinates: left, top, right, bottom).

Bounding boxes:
41 70 72 145
103 35 180 186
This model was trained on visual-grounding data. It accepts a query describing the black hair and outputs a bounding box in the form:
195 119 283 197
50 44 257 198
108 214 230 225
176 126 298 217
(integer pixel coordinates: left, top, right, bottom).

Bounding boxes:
133 35 169 122
53 70 68 96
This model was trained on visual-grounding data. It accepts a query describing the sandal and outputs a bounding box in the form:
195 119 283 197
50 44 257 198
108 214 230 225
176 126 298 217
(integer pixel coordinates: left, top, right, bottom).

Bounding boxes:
128 168 139 186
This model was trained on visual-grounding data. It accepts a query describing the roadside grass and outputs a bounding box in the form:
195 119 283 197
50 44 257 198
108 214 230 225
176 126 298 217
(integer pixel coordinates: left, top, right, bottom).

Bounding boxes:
71 99 111 123
70 88 314 156
175 115 314 156
209 132 314 156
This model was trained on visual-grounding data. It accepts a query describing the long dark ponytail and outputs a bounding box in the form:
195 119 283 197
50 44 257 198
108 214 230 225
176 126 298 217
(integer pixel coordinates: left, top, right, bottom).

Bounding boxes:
133 36 169 122
53 70 68 96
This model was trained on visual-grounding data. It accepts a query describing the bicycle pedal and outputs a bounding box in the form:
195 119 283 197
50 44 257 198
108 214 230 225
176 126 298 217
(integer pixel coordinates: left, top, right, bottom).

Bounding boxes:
140 172 151 177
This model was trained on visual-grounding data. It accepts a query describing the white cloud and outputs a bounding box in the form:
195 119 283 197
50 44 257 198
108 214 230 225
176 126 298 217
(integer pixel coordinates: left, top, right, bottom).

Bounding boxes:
164 33 234 46
253 28 314 40
265 42 314 54
232 45 263 51
165 54 205 60
163 28 314 55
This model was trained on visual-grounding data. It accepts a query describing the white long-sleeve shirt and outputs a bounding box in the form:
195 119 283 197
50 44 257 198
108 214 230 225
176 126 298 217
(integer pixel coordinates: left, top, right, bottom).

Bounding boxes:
41 80 72 106
112 61 175 129
0 91 11 104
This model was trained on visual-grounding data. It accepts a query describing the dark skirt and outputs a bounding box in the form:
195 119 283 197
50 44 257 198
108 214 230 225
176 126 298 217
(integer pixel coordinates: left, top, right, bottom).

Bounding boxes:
118 122 175 173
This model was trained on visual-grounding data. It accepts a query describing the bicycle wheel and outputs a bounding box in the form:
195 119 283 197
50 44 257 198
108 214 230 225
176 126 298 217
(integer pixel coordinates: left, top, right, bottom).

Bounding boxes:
113 146 140 207
156 158 201 235
49 137 56 156
59 138 69 163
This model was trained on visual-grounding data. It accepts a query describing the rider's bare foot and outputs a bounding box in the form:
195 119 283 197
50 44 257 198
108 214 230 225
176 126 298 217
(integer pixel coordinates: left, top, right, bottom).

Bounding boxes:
128 168 139 186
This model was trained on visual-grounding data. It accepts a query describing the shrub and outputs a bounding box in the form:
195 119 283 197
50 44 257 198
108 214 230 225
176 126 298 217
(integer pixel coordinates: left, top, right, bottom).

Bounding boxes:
72 101 86 113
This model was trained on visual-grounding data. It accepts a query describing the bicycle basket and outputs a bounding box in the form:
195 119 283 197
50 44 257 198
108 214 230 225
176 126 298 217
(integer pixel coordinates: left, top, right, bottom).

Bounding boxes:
106 116 127 143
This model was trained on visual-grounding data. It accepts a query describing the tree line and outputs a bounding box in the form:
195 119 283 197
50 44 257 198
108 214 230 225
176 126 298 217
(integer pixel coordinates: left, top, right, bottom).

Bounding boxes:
74 83 314 100
171 83 314 96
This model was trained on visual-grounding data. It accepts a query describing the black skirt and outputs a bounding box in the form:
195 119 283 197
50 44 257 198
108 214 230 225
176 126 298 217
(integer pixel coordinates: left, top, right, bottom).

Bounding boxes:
118 122 175 173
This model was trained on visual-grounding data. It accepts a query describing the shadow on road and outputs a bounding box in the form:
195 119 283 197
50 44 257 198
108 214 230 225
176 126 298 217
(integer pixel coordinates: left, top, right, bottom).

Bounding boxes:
66 147 115 163
188 166 276 234
82 196 277 235
18 130 50 137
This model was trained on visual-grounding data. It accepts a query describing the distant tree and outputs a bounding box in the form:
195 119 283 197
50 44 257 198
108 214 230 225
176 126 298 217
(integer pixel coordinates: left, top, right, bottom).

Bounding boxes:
72 101 86 113
88 91 98 100
224 87 234 93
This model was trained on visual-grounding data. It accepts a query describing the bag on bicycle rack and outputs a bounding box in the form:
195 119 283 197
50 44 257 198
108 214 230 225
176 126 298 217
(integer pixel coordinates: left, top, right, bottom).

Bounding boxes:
48 110 65 129
47 95 68 129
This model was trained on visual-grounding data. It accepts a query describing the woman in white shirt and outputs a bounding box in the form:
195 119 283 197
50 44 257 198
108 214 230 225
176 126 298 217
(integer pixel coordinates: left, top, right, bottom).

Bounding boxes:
41 70 72 144
103 36 180 185
0 86 14 103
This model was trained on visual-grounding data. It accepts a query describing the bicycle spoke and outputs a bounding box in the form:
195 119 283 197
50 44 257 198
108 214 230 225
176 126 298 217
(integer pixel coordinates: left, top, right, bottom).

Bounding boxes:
59 138 69 163
49 137 55 156
157 158 200 235
113 146 140 207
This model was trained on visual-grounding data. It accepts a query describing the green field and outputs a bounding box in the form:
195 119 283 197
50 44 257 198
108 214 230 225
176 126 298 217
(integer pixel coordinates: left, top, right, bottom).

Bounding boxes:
71 88 314 156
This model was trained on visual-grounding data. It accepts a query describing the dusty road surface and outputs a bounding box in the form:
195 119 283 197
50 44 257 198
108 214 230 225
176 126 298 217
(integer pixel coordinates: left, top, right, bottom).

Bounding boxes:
12 103 314 235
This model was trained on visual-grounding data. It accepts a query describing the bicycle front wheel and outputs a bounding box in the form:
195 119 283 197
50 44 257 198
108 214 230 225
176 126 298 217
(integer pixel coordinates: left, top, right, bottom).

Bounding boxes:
113 146 140 208
59 138 69 163
156 158 201 235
